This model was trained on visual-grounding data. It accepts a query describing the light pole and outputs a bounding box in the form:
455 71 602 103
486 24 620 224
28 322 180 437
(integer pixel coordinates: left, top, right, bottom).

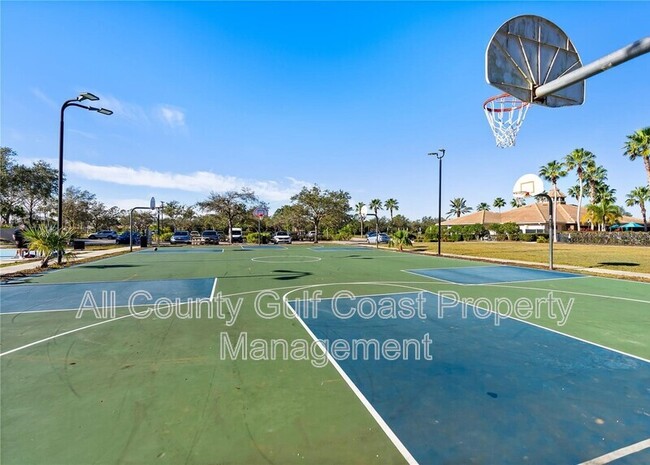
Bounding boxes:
58 92 112 263
428 149 446 256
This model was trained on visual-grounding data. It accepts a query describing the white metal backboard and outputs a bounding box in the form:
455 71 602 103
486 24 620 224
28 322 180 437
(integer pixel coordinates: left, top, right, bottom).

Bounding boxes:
486 15 584 107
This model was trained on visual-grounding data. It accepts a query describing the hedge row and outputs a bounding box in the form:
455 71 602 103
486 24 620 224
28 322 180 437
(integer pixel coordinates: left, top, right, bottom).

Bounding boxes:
565 231 650 246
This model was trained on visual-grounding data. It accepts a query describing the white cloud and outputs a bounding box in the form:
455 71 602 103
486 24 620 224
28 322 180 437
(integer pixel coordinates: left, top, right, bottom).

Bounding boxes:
65 160 307 202
156 105 186 129
31 88 58 110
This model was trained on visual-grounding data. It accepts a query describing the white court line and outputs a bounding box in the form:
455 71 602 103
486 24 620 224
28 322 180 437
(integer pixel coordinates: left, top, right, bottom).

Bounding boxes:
579 438 650 464
0 313 134 357
210 277 219 300
488 283 650 304
282 293 418 465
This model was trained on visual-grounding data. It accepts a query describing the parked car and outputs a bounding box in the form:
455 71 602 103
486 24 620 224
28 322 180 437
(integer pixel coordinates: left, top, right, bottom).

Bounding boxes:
190 231 200 239
201 230 220 244
367 232 390 244
271 231 292 244
115 231 141 244
170 231 191 244
230 227 243 243
306 231 318 241
88 230 117 240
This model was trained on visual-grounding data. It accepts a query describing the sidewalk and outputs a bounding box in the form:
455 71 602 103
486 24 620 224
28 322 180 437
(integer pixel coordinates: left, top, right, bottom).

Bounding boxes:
0 246 131 276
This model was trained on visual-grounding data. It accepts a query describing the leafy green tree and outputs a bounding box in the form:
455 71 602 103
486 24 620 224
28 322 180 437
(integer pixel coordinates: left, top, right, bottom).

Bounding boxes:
23 224 75 268
564 148 595 231
17 161 58 225
623 127 650 187
0 147 24 223
493 197 506 212
391 214 410 231
197 189 259 243
625 186 650 231
290 186 351 244
539 160 568 239
476 202 491 211
446 198 472 218
63 186 96 231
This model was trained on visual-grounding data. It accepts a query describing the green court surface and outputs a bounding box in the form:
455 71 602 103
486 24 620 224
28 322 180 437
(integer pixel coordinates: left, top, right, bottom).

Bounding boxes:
1 244 649 464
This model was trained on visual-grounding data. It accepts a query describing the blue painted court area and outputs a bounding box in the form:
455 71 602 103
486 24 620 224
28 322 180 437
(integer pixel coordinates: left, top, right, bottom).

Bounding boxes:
295 291 650 464
240 245 286 250
139 247 224 254
406 265 580 285
0 277 215 313
310 246 374 252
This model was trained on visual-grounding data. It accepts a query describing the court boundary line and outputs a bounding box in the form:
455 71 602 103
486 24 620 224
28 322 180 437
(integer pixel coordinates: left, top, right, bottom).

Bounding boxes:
402 267 585 286
487 283 650 304
240 245 288 250
282 282 650 364
578 437 650 464
3 279 648 364
0 277 219 316
251 256 321 263
282 293 418 465
0 313 134 357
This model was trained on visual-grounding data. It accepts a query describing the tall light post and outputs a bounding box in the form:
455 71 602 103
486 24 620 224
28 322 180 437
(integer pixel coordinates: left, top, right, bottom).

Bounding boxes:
58 92 112 263
428 149 446 256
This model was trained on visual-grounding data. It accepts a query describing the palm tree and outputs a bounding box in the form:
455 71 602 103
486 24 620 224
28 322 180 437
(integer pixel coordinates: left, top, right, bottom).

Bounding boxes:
584 164 608 205
493 197 506 212
623 127 650 187
355 201 366 236
369 199 382 235
510 198 521 208
384 198 399 232
625 186 650 231
564 148 595 231
22 224 75 268
584 200 621 231
476 202 491 211
390 230 412 251
446 198 472 218
539 160 568 239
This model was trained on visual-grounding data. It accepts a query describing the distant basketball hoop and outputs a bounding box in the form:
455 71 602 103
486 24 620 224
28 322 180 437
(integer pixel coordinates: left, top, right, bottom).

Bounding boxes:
484 93 530 148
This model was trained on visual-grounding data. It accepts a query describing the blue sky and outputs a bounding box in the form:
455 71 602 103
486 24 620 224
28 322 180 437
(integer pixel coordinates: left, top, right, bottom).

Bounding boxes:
2 1 649 219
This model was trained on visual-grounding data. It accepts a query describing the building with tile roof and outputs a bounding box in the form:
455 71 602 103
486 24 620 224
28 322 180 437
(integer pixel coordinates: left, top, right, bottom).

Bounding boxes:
442 189 644 233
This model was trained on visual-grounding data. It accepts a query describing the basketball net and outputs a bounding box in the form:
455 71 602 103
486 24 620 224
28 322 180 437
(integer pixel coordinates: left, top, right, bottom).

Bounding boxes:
483 93 530 148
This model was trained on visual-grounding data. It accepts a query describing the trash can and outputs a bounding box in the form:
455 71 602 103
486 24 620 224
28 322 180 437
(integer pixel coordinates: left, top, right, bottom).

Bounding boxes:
140 235 148 248
73 240 85 250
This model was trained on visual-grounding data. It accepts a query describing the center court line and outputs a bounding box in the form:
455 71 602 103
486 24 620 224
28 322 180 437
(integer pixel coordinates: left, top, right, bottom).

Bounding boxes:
282 293 418 465
579 437 650 464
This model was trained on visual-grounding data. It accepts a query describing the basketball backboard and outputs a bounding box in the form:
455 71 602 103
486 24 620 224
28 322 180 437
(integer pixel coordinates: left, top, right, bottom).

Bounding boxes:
486 15 584 107
360 205 368 219
512 173 545 198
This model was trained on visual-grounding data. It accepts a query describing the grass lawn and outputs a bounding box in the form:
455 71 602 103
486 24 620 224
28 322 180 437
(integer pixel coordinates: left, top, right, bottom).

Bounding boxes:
413 240 650 274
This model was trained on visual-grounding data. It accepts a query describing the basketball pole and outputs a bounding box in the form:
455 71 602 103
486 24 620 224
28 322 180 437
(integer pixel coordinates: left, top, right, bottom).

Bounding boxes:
535 193 554 270
535 37 650 101
428 149 446 256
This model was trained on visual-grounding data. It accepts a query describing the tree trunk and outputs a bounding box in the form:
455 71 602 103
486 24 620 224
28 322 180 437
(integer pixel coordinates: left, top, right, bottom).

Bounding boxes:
645 155 650 188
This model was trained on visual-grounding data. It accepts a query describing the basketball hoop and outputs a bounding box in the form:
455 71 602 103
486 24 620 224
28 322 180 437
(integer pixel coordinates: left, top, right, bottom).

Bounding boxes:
483 93 530 148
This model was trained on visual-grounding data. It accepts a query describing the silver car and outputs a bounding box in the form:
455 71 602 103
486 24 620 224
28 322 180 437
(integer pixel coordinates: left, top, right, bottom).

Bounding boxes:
170 231 191 244
271 231 292 244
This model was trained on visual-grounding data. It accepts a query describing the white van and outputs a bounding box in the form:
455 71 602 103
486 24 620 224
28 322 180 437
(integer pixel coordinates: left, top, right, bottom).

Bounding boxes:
230 227 243 243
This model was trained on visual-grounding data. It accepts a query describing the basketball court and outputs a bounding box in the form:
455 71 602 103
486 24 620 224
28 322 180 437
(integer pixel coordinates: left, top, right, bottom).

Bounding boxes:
2 12 649 465
1 244 649 464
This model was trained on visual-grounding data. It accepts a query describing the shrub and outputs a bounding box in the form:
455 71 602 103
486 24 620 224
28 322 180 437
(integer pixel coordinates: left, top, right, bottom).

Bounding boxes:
537 235 549 243
246 232 270 244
